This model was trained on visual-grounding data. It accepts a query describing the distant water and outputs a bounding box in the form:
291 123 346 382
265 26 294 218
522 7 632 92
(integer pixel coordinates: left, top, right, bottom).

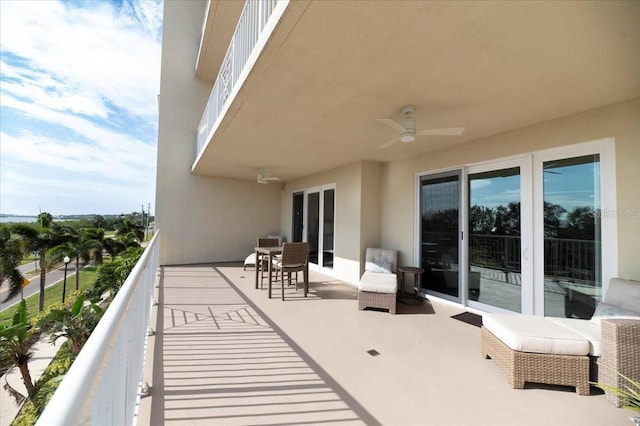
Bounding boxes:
0 216 38 223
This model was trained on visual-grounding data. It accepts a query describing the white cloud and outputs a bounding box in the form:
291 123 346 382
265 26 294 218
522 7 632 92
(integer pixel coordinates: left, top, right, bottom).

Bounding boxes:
470 180 491 190
0 0 162 119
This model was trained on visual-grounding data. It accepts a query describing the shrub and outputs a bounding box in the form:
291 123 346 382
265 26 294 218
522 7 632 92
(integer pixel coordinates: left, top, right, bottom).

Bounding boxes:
89 247 143 299
11 342 76 426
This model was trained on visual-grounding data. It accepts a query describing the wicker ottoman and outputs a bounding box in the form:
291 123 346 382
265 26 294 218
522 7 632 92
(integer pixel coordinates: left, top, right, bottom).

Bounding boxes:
481 314 591 395
358 291 396 314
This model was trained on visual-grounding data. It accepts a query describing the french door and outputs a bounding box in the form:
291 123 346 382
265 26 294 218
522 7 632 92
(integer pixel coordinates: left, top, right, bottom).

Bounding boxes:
304 185 335 270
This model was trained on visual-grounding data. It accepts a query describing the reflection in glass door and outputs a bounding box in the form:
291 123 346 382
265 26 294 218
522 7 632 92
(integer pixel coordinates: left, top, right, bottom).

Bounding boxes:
543 155 601 319
307 192 320 264
468 167 522 312
322 189 335 268
420 172 460 300
292 192 304 242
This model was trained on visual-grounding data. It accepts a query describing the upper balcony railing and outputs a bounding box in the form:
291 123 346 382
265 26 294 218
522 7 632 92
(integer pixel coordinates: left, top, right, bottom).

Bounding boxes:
196 0 288 161
37 232 160 426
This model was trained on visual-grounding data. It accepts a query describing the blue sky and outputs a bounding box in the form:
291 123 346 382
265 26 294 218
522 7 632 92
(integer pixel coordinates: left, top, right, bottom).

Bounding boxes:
0 0 163 216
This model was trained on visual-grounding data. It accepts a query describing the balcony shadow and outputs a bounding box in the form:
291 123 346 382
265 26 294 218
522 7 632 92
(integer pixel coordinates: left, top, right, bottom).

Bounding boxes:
148 264 381 425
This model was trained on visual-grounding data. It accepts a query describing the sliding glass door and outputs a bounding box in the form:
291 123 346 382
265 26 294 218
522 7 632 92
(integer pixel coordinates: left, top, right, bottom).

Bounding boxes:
417 139 615 316
467 159 530 313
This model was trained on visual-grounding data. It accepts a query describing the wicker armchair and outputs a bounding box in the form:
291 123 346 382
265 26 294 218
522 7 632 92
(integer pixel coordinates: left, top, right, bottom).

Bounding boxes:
272 242 309 300
358 248 398 314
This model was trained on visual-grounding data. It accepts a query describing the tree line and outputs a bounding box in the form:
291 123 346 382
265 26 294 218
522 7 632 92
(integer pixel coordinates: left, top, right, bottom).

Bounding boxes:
423 201 599 240
0 211 146 311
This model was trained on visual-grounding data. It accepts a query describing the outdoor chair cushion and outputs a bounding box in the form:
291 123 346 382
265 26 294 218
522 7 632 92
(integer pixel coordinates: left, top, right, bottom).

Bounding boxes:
483 314 590 356
359 271 398 294
244 253 257 267
589 301 640 325
602 277 640 312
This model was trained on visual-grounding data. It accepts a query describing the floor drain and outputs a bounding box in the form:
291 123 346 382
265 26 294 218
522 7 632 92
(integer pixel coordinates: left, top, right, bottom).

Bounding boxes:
367 349 380 356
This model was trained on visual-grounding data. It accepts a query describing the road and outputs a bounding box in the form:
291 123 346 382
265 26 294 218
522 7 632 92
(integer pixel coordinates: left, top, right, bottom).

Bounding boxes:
0 264 78 312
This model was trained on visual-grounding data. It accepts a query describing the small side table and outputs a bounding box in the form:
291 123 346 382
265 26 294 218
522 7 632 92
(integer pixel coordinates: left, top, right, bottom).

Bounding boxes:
398 266 424 296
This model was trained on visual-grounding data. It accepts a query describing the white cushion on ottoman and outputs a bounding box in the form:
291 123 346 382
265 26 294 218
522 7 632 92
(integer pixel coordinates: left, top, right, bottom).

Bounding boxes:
546 317 602 356
359 271 397 294
483 314 590 356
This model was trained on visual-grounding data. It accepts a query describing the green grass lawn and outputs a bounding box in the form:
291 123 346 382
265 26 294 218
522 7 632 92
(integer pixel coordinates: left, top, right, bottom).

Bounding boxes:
0 266 97 327
20 253 38 266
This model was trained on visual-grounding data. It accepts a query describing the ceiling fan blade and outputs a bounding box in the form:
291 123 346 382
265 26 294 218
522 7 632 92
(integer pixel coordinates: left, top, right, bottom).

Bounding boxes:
376 118 405 132
416 127 465 136
262 176 280 181
378 136 400 149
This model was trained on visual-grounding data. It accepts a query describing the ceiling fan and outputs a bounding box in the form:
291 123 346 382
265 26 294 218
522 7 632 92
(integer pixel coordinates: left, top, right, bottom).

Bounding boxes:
257 167 280 184
376 105 465 149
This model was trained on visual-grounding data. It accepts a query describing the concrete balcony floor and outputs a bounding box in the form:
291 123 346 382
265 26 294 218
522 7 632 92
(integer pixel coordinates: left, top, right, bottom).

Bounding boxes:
139 264 630 425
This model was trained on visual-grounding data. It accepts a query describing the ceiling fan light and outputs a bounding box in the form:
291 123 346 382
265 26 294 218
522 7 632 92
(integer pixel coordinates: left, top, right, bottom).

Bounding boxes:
400 134 415 143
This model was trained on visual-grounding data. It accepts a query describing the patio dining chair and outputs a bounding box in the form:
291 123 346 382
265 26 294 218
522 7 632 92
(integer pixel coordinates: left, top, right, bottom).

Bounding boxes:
272 242 309 300
256 237 280 286
244 236 282 270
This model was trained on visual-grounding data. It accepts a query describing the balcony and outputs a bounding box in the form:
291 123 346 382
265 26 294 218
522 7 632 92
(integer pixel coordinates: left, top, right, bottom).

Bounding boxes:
36 238 630 424
195 0 288 165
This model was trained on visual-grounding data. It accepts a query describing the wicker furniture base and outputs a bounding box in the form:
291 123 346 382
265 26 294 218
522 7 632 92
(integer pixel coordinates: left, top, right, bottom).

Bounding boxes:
481 326 590 395
597 319 640 407
358 290 396 314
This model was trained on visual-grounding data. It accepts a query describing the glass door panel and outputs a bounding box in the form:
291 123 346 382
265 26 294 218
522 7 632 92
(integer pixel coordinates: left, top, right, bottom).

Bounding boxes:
468 167 522 312
307 192 320 265
322 189 335 268
543 154 601 319
420 173 460 300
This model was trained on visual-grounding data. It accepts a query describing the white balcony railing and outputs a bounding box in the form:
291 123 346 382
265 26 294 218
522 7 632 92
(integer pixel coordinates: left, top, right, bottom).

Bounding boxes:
196 0 288 161
37 232 161 426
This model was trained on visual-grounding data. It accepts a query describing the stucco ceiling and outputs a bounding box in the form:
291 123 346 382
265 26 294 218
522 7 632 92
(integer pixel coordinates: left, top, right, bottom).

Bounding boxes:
193 0 640 182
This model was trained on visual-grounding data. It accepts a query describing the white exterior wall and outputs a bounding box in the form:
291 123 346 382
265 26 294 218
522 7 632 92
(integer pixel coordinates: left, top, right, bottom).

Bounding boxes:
280 161 383 286
156 0 281 265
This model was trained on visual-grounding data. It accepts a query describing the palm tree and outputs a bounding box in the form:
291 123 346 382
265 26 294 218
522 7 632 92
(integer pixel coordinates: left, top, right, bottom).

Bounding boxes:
115 219 144 246
84 227 106 267
38 294 104 355
12 214 71 312
0 301 36 398
103 237 126 259
0 225 26 302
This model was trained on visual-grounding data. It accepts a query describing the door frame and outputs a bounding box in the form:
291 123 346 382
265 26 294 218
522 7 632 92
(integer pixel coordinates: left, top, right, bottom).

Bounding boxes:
414 138 617 315
532 138 617 315
465 156 533 314
415 168 463 304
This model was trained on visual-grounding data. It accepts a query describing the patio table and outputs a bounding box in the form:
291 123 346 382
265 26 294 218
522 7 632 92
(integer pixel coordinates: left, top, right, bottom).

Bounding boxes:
254 246 282 298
